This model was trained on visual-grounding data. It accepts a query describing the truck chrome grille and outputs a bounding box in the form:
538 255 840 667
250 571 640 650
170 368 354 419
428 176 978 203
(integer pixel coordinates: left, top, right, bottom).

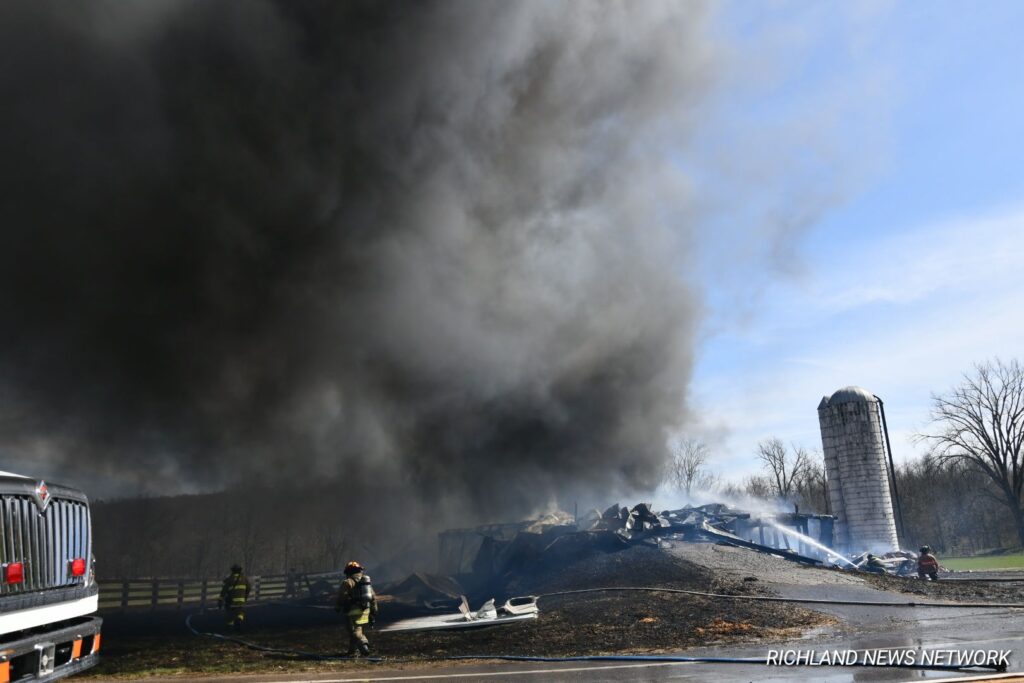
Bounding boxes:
0 495 90 595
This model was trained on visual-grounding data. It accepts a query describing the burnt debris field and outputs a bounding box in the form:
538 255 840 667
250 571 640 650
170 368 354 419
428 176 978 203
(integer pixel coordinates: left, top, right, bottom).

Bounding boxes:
86 545 833 679
83 530 1024 680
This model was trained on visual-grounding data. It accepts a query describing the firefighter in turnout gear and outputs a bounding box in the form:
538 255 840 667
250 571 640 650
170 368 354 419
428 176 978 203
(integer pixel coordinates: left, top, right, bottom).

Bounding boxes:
864 553 887 574
218 564 250 630
918 546 940 580
335 560 377 656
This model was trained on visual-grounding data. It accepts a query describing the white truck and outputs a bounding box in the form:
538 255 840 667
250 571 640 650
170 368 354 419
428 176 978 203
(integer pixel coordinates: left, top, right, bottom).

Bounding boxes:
0 471 102 681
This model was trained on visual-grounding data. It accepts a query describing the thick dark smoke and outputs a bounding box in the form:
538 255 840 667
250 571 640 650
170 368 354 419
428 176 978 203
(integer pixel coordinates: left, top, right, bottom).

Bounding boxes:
0 1 711 520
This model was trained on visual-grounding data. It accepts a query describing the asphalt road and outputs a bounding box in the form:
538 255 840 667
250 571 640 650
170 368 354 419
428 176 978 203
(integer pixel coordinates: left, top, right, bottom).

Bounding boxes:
92 583 1024 683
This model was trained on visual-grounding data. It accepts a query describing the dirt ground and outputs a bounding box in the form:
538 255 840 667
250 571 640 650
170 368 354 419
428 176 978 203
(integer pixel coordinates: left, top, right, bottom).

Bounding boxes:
667 542 868 586
862 572 1024 603
83 545 833 679
82 543 1024 679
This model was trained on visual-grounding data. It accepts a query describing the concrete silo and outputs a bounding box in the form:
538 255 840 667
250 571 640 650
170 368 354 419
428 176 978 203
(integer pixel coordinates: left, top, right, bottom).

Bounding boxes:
817 386 900 553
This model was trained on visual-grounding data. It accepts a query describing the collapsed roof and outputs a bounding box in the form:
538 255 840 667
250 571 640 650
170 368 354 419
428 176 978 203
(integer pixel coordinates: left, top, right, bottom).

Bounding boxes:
438 502 840 589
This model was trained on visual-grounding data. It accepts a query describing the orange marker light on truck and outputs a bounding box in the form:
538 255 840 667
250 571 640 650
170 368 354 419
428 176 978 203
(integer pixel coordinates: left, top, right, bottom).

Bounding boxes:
2 563 22 584
70 558 86 577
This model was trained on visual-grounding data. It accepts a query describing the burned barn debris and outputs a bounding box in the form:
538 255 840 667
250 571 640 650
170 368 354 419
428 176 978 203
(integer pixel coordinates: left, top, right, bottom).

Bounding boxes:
437 503 843 594
285 503 933 637
848 550 921 576
381 596 539 633
370 501 928 635
382 573 466 609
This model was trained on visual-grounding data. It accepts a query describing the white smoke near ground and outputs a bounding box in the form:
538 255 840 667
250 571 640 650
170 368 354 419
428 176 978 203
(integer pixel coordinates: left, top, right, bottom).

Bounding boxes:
648 482 792 518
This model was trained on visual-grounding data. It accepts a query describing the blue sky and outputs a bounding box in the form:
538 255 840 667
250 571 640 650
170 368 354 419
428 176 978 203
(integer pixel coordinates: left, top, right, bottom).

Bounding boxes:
683 1 1024 482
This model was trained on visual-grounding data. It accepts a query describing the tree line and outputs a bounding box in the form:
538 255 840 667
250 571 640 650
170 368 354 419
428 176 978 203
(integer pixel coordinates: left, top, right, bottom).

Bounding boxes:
90 480 438 581
668 358 1024 555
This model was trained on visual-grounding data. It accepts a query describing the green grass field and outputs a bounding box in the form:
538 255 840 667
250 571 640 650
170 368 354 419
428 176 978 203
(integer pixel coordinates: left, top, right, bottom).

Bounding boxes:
941 553 1024 571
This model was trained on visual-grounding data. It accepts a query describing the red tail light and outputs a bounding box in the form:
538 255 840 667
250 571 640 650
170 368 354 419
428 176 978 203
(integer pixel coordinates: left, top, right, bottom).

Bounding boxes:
3 562 24 584
70 558 86 577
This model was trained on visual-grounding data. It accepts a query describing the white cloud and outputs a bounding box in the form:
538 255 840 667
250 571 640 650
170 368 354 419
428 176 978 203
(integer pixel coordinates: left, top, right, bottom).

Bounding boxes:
813 206 1024 313
693 204 1024 481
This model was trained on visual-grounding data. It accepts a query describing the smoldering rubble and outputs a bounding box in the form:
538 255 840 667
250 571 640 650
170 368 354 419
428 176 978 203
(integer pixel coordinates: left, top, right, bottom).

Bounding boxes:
332 501 839 634
367 502 838 606
373 500 949 617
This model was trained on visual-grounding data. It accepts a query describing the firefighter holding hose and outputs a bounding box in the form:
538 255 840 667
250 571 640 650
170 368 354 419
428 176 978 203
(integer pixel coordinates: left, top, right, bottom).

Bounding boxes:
336 560 378 656
218 563 251 630
864 553 888 574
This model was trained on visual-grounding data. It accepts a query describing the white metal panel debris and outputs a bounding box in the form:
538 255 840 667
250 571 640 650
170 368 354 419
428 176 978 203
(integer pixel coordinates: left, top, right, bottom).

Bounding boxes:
381 596 538 633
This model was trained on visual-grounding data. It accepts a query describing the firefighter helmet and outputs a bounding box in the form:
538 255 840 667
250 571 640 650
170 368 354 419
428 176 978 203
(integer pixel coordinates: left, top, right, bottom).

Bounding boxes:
919 546 931 554
231 563 242 572
344 561 364 575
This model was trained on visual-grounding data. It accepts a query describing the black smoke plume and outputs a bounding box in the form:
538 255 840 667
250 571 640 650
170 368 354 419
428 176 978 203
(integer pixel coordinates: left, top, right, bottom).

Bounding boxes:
0 1 711 523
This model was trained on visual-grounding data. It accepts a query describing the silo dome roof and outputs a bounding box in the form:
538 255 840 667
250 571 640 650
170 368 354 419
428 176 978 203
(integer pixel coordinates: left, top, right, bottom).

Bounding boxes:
827 386 877 404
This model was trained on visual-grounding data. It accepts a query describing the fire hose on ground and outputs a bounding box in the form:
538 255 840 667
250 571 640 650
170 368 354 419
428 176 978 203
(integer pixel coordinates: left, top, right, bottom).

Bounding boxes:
185 586 1024 672
184 612 384 662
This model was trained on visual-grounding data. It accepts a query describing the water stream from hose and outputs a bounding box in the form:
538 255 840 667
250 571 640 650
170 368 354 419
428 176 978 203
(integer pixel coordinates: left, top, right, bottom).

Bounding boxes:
764 519 858 569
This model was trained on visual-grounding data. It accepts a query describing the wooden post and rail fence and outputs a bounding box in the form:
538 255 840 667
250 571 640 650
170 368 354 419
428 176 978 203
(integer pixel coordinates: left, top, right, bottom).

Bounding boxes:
97 570 345 612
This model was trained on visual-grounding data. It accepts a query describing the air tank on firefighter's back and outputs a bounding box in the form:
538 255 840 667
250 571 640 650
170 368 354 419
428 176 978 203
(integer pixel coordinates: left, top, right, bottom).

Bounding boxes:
817 386 900 553
359 574 374 606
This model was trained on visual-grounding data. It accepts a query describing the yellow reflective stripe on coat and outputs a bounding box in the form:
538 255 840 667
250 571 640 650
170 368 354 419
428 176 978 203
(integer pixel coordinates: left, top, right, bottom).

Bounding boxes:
348 607 370 625
228 579 248 602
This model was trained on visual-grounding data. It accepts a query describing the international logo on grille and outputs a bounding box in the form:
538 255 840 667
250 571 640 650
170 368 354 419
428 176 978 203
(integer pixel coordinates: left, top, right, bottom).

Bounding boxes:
33 480 51 513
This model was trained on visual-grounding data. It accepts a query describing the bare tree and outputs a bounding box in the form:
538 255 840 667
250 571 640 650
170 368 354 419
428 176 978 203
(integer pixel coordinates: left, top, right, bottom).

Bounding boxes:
717 475 773 501
918 358 1024 545
756 437 811 499
793 455 829 513
317 522 348 571
667 436 717 496
234 506 265 574
896 455 1014 554
743 474 774 499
